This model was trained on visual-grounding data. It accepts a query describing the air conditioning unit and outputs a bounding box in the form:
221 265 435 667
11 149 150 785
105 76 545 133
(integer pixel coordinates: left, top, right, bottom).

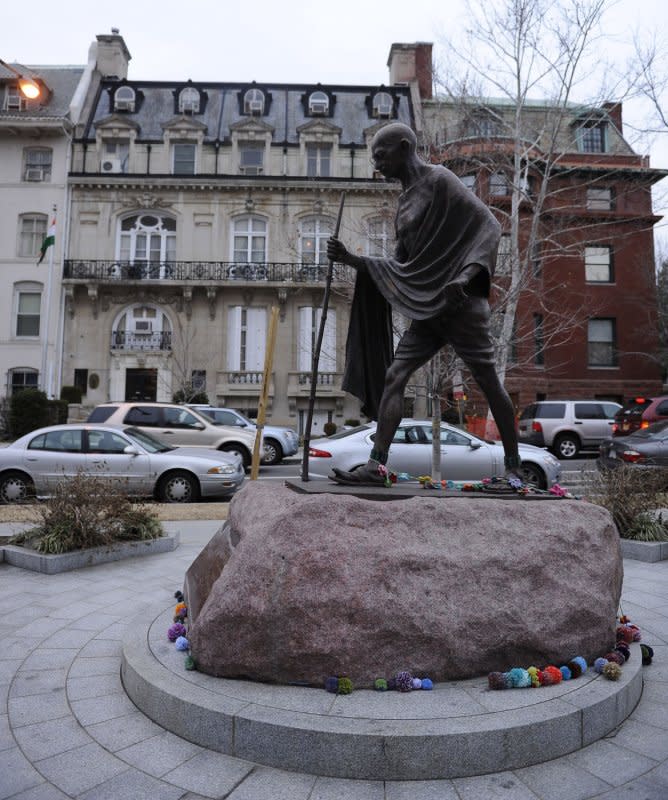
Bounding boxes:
25 168 44 181
181 99 199 113
373 105 392 119
101 157 123 174
247 100 263 114
134 320 153 333
310 101 328 115
240 166 263 175
115 98 134 112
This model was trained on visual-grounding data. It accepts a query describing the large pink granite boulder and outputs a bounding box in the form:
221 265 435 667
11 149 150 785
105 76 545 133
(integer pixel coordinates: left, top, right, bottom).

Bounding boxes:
187 482 622 685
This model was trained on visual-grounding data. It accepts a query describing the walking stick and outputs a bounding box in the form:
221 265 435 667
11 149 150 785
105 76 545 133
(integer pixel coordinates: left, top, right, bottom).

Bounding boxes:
300 191 346 482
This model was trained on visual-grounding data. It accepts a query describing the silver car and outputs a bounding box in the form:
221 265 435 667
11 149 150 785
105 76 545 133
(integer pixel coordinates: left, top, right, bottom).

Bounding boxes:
0 424 245 504
307 420 561 489
188 405 299 465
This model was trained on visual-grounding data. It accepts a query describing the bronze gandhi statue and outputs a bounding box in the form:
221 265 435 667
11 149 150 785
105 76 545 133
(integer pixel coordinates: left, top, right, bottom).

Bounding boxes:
327 122 521 486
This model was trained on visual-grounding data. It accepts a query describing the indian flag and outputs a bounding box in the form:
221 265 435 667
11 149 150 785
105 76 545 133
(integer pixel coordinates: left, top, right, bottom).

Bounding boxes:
37 217 56 265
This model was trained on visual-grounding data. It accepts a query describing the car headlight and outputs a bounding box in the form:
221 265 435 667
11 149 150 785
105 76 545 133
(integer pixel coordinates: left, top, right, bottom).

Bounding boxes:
207 465 237 475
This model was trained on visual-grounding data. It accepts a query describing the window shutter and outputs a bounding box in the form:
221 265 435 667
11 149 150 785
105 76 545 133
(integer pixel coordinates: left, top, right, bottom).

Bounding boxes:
227 306 242 369
316 307 337 371
298 306 313 371
246 308 267 371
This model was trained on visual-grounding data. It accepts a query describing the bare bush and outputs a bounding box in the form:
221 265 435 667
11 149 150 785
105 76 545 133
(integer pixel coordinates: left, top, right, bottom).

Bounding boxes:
10 472 163 553
587 465 668 541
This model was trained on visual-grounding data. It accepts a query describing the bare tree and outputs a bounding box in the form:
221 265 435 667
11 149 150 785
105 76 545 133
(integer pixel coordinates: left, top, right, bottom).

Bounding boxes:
423 0 660 406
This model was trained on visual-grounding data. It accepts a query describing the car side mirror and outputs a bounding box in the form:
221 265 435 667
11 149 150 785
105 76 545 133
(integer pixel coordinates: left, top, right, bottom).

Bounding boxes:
193 423 205 430
124 446 139 455
469 441 482 450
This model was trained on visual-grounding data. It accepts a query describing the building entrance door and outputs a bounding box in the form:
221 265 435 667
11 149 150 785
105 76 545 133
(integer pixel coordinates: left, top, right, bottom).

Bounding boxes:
125 368 158 401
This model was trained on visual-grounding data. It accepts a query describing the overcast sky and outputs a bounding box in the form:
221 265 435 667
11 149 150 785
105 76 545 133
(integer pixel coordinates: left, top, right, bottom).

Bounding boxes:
4 0 668 247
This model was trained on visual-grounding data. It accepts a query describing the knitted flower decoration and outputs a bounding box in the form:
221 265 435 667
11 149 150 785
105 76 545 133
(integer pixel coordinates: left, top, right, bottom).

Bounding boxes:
395 671 413 692
167 622 187 642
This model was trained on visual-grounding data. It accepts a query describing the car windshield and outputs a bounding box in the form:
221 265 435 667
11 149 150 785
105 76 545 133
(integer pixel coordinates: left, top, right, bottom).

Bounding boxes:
325 424 373 440
123 426 174 453
632 420 668 438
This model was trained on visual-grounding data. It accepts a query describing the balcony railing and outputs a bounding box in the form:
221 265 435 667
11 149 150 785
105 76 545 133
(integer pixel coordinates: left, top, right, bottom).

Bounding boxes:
111 330 172 351
64 260 352 284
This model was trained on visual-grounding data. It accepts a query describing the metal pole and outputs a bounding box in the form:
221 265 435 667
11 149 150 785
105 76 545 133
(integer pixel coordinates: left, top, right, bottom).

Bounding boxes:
300 192 346 482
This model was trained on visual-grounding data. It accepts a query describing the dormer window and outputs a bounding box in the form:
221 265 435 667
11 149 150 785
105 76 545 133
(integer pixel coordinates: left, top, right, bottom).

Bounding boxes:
577 120 607 153
114 85 135 112
179 87 200 114
5 86 27 112
309 91 329 115
372 91 393 118
244 88 265 116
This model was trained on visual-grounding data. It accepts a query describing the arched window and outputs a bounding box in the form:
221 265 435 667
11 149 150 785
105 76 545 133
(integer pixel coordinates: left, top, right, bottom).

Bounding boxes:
114 85 136 112
309 91 329 115
178 87 200 113
232 216 267 263
244 88 265 115
111 304 172 352
117 213 176 279
372 92 393 118
299 216 333 266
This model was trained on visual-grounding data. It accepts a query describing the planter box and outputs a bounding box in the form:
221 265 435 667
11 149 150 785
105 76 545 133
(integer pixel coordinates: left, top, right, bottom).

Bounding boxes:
0 532 179 574
620 538 668 563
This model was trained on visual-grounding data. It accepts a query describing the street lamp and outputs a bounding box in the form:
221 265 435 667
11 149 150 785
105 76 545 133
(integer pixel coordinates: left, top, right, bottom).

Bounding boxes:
0 58 41 99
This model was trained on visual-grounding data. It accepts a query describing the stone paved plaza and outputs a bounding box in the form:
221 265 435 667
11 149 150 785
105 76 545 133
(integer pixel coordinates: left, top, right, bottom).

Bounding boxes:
1 518 668 800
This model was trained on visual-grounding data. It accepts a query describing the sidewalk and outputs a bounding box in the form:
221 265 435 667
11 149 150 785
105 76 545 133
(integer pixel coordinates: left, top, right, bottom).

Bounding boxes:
1 519 667 800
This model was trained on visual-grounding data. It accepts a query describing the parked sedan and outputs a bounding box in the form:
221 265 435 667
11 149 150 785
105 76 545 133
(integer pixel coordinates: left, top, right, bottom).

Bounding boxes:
0 424 245 504
598 420 668 469
307 420 561 489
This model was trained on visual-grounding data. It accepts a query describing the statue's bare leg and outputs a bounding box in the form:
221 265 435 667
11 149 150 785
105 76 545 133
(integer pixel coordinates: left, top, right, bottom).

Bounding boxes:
330 356 424 485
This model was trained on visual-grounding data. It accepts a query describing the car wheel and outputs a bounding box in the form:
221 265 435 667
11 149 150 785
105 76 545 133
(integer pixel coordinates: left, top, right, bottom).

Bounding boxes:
220 444 251 468
158 471 200 503
261 438 283 465
517 462 546 490
553 434 580 460
0 471 35 504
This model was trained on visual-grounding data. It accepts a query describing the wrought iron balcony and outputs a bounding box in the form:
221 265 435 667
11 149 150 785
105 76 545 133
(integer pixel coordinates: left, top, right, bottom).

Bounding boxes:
64 260 352 284
111 330 172 351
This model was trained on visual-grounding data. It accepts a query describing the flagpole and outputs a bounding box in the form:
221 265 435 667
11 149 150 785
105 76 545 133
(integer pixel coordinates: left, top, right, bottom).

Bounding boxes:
40 205 56 398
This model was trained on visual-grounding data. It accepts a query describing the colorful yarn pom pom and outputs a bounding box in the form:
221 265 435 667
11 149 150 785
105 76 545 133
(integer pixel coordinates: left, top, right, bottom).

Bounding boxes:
488 672 507 690
640 644 654 666
411 678 423 690
602 662 622 681
560 666 572 680
174 602 187 614
395 671 413 692
571 656 588 674
604 651 625 666
507 668 531 688
374 678 388 691
527 666 541 687
174 590 184 601
421 678 433 690
615 642 630 661
175 636 190 651
593 657 608 674
184 655 196 671
567 661 582 679
167 622 187 642
616 626 635 644
387 678 397 691
325 676 339 693
338 677 353 695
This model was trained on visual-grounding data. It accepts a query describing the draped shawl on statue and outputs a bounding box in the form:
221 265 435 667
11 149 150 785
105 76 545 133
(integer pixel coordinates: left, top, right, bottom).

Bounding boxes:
342 165 501 419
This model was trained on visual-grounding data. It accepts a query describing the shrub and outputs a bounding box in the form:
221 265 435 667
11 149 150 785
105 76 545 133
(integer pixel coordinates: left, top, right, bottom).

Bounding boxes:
10 389 50 438
60 385 83 404
172 387 209 405
10 472 163 554
323 421 337 436
588 465 668 540
344 418 360 427
47 399 69 426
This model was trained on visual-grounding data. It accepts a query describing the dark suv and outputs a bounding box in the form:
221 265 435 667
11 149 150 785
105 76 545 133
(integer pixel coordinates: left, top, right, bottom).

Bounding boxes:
613 396 668 437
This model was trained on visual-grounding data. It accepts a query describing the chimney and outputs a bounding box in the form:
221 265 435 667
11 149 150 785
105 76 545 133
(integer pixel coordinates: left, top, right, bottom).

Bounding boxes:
602 101 623 134
95 29 131 80
387 42 433 100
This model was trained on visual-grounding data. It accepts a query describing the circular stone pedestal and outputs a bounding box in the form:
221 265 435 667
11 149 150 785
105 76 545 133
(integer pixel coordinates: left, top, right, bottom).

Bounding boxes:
122 605 643 781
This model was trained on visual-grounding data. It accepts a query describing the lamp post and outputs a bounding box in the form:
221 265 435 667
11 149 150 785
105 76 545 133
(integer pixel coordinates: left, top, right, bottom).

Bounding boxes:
0 59 41 99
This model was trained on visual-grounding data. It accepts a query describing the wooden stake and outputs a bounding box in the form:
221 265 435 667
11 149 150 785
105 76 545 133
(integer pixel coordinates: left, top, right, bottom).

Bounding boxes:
250 305 280 480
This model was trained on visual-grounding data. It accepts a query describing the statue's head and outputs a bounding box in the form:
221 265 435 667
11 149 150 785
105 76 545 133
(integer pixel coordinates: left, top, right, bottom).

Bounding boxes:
371 123 417 154
370 123 418 178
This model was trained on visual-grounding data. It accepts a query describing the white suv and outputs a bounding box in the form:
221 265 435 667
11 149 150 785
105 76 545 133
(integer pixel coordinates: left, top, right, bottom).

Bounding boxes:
518 400 621 459
87 403 259 468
